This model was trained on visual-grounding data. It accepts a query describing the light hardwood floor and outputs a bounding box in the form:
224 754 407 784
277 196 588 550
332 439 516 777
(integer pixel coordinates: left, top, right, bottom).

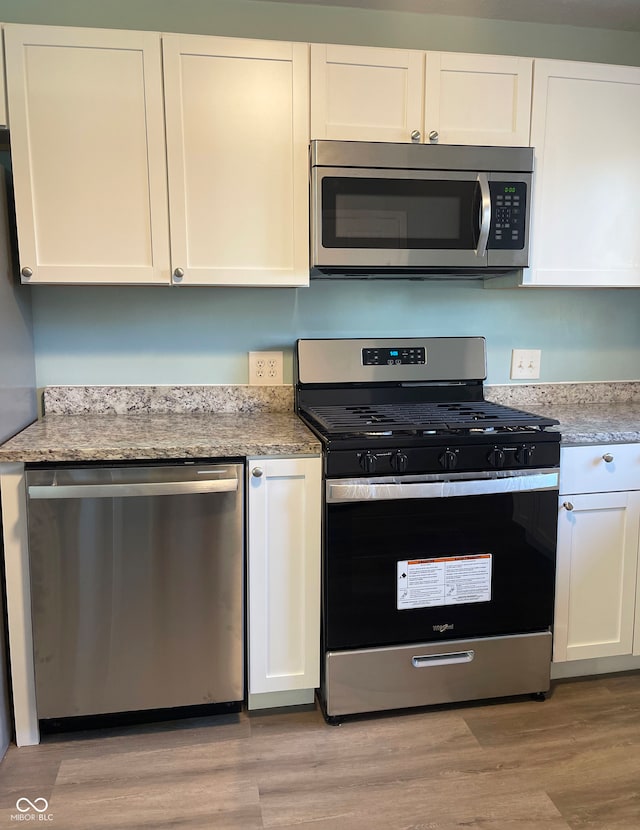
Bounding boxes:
1 672 639 829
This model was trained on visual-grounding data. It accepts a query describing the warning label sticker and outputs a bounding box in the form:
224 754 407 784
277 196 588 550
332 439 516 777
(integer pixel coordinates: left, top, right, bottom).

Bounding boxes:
397 554 492 610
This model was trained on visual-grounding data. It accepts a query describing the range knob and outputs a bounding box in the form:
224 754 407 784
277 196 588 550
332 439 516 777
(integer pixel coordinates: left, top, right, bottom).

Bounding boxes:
488 447 506 468
439 449 458 471
359 452 378 474
517 445 535 466
390 451 409 473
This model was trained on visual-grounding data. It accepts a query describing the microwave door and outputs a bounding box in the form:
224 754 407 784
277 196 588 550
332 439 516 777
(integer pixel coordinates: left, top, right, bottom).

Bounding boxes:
312 168 488 272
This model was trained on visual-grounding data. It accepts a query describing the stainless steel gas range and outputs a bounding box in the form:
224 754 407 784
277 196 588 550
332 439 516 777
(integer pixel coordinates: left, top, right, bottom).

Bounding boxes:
295 337 561 721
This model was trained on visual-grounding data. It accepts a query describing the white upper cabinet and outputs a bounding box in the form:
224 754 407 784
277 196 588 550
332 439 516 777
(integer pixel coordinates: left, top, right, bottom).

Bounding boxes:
310 43 424 143
424 52 532 146
163 35 309 286
4 25 171 284
525 59 640 287
310 43 532 146
5 26 310 287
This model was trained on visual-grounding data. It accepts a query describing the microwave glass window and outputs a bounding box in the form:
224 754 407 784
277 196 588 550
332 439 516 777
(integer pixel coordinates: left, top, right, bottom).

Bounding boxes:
322 177 479 249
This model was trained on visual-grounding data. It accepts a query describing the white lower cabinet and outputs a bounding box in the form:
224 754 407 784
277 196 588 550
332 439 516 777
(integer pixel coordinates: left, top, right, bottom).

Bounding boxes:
554 445 640 663
246 456 321 707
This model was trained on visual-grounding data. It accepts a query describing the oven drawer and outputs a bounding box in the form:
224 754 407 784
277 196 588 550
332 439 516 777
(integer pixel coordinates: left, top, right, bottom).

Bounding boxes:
324 631 551 717
560 444 640 495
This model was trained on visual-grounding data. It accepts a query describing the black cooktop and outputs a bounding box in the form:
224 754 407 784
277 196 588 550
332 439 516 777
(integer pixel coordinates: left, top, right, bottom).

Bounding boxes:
300 399 559 438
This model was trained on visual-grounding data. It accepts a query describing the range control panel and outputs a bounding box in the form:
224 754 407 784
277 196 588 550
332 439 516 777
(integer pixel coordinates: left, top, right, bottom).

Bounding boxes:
488 182 527 250
325 437 561 479
362 347 426 366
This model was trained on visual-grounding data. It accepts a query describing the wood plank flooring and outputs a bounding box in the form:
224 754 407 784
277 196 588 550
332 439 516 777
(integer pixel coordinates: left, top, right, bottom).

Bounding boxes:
0 672 639 829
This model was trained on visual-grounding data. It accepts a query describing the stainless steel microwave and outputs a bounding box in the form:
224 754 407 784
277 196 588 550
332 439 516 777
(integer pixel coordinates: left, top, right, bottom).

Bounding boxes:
310 140 533 278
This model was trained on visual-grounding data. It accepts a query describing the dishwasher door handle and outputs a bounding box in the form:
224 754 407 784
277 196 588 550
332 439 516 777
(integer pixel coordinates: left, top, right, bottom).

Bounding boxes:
28 479 239 499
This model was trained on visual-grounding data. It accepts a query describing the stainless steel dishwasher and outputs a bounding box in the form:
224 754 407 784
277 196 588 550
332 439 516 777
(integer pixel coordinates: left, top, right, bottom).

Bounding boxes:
25 462 244 721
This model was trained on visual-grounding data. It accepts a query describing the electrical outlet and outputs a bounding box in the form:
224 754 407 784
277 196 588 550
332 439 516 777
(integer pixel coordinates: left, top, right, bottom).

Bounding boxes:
510 349 541 380
248 351 283 385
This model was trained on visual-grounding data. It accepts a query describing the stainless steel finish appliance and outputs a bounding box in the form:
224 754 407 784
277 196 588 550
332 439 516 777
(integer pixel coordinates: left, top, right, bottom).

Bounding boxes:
26 462 244 720
310 141 533 278
326 633 552 718
295 337 560 720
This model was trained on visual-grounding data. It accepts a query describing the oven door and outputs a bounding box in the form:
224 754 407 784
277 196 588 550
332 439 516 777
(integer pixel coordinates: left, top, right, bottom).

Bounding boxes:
311 167 490 271
324 470 559 651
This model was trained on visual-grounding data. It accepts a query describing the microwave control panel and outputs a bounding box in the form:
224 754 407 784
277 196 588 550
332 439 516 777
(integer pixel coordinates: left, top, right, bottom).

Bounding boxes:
488 182 527 249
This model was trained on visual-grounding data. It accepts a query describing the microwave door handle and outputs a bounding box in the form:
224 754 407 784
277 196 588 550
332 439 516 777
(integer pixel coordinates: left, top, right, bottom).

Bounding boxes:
475 173 491 258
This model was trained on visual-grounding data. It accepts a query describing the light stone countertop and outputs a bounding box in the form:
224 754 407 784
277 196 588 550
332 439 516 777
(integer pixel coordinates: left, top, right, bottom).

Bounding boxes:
486 381 640 446
524 402 640 446
0 412 321 463
1 382 639 463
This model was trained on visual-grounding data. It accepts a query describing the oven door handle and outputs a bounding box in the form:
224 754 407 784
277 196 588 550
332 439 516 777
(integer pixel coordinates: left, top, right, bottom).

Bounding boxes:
327 472 559 502
412 650 475 668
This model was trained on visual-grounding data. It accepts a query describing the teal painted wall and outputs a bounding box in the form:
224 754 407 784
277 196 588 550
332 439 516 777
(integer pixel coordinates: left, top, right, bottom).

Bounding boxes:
1 0 639 65
31 284 640 386
3 0 640 386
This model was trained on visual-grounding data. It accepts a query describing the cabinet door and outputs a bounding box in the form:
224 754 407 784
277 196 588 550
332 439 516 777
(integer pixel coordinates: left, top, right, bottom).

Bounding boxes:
4 25 170 284
526 59 640 287
554 491 640 662
163 35 309 287
247 456 321 695
310 43 424 143
424 52 532 146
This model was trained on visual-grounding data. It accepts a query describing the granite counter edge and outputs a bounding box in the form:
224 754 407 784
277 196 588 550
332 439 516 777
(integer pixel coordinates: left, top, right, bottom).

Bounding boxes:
0 438 322 464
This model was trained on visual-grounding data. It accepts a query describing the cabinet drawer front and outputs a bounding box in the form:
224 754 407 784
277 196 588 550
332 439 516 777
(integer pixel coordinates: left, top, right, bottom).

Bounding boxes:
560 444 640 495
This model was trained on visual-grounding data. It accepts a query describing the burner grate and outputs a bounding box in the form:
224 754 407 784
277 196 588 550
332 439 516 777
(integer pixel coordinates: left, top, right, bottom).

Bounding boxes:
303 400 559 436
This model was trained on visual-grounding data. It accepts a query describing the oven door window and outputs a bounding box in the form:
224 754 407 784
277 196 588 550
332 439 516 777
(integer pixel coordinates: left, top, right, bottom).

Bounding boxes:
324 490 557 650
321 176 480 250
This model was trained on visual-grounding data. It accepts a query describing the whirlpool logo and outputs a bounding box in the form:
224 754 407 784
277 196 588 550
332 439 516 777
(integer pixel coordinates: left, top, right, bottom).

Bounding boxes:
433 623 454 633
11 797 53 822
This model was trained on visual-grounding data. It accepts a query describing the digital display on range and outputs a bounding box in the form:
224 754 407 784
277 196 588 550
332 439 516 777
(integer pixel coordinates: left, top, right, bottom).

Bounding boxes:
363 347 426 366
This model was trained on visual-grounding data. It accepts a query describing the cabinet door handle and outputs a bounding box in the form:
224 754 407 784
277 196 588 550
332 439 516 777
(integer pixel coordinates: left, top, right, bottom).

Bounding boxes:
251 467 264 478
428 129 439 142
562 501 574 511
173 267 185 281
602 453 614 463
21 266 33 279
410 129 421 142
